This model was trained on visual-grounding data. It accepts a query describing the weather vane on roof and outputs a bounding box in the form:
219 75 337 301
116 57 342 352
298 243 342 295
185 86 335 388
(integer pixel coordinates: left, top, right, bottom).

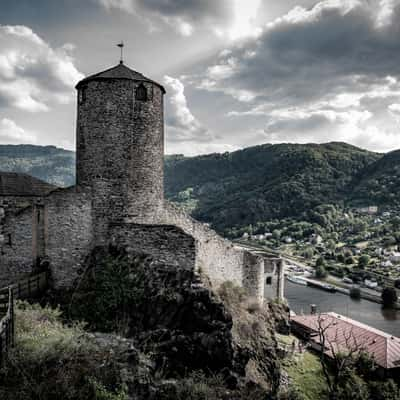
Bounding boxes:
117 41 124 64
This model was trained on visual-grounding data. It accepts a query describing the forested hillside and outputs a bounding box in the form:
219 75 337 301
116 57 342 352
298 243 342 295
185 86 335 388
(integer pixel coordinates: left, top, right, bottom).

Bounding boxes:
350 150 400 207
0 145 75 187
165 142 382 231
2 142 399 233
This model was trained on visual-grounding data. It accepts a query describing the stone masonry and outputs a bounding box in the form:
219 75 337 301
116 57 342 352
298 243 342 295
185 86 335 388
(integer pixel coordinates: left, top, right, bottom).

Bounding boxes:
0 62 284 304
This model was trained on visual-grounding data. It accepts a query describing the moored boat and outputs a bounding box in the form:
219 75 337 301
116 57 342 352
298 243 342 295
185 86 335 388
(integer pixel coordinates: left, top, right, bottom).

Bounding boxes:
286 275 308 286
307 280 337 293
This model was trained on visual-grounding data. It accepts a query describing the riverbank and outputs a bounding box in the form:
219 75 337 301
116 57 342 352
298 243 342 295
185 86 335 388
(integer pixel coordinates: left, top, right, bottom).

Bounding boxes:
306 276 400 309
284 280 400 336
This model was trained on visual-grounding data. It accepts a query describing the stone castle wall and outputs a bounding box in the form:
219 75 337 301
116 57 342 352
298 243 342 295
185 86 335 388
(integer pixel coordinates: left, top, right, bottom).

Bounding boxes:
45 187 93 288
0 192 284 301
162 201 245 286
162 201 278 302
0 202 34 286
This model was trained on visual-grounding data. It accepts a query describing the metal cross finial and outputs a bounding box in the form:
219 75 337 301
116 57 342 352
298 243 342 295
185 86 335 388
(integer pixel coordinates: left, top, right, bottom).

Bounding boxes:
117 41 124 64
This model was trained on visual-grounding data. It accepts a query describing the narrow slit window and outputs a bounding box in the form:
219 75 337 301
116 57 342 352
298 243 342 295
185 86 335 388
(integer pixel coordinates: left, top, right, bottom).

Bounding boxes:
79 87 87 104
136 83 148 101
266 276 272 285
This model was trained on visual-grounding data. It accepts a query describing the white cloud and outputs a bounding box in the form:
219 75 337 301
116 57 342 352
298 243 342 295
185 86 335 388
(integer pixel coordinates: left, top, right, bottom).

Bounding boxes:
388 103 400 113
0 25 83 112
376 0 397 27
0 118 36 144
164 75 212 143
96 0 263 39
194 0 400 152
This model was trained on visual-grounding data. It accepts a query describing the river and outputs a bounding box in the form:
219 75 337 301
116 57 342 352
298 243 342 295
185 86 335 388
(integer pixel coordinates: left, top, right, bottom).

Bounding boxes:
285 280 400 337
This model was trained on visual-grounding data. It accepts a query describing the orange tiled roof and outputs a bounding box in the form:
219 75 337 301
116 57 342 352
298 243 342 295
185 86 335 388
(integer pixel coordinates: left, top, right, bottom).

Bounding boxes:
291 312 400 369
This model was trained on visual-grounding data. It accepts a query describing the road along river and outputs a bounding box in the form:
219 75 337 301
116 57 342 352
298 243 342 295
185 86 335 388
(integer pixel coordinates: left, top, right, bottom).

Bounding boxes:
285 279 400 337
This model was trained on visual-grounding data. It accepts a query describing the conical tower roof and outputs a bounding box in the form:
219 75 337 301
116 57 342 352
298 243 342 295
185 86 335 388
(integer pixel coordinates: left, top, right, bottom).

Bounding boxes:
75 62 165 93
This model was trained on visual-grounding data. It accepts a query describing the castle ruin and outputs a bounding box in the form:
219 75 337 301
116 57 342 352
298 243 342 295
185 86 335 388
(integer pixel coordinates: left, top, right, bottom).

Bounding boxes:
0 62 284 304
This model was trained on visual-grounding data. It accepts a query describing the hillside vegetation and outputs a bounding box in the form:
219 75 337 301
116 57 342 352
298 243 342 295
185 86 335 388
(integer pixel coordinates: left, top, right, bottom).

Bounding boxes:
165 142 383 231
0 145 75 187
2 142 400 232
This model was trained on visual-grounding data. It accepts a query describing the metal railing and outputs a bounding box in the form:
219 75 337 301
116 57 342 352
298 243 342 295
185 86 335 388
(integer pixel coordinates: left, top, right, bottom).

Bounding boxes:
0 271 48 366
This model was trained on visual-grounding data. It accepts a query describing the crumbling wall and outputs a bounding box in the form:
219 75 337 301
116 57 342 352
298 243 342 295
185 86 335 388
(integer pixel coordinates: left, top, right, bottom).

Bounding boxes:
264 258 285 301
109 223 196 269
162 202 270 303
163 202 245 284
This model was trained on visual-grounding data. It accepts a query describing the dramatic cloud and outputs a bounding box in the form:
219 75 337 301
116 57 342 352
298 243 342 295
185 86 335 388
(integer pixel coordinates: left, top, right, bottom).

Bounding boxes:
164 75 212 143
0 118 36 144
0 25 83 112
98 0 233 35
96 0 265 38
195 0 400 151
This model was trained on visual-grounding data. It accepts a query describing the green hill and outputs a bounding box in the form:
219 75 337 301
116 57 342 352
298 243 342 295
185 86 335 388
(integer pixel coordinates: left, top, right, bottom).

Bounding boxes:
350 149 400 207
165 142 381 231
2 142 396 232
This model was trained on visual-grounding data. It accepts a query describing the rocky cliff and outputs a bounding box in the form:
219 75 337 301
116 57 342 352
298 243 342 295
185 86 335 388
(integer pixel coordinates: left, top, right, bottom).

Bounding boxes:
63 246 288 399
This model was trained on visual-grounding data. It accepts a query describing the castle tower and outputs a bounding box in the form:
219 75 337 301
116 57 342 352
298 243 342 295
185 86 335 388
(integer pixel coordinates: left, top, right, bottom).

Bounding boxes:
75 62 165 231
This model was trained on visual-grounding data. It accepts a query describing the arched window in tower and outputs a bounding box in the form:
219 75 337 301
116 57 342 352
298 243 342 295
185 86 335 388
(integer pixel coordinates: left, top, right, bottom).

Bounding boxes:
136 83 148 101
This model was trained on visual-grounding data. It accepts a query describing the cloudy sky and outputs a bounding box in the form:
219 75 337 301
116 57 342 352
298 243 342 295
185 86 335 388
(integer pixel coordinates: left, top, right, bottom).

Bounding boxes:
0 0 399 155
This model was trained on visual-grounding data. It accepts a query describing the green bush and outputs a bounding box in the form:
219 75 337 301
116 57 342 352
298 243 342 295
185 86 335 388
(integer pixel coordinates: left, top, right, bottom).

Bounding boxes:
70 252 149 333
315 265 328 279
381 287 398 309
0 302 123 400
349 287 361 300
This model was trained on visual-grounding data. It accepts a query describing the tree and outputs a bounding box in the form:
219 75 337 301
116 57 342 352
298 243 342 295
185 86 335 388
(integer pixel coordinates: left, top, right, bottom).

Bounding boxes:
345 256 355 265
337 253 345 263
316 265 328 279
316 257 326 267
303 247 314 259
390 216 400 230
368 380 400 400
349 287 361 300
381 287 398 308
326 239 337 252
272 229 282 240
358 255 370 269
315 315 367 400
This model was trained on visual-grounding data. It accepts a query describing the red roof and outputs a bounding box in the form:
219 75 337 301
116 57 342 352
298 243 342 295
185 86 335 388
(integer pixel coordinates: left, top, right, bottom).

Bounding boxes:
291 312 400 369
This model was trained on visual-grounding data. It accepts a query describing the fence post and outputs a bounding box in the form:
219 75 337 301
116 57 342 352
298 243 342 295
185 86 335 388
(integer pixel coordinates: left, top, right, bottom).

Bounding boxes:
10 288 15 347
0 332 3 367
4 318 8 353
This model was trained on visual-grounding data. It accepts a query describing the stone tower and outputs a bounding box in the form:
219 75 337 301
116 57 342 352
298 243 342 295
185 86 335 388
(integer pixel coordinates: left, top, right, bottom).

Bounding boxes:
75 62 165 237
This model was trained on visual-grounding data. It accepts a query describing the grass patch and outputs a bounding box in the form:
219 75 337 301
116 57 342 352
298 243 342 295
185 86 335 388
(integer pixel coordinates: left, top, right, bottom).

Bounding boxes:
282 350 328 400
0 302 125 400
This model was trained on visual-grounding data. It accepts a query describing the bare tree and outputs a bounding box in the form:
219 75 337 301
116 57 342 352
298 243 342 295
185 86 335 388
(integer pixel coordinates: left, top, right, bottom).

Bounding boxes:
315 314 366 400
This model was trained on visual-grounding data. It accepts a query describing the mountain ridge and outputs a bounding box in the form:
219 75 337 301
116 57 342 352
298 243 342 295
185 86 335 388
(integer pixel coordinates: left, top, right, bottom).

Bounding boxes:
1 142 398 232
